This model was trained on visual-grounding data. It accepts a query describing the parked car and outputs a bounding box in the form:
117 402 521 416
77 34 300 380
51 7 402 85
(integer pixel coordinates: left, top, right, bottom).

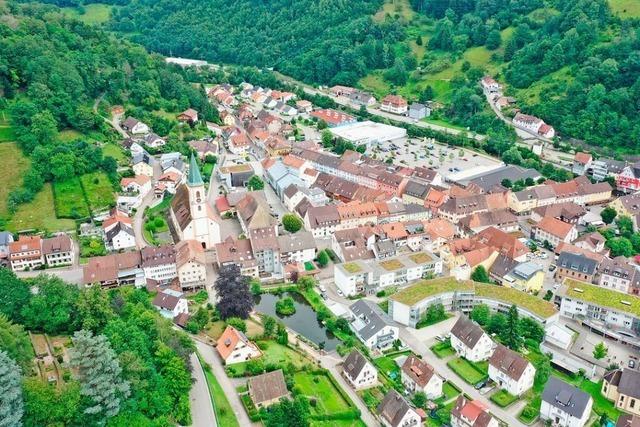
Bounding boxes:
629 359 636 369
549 264 557 272
435 335 444 342
318 284 326 292
337 289 344 297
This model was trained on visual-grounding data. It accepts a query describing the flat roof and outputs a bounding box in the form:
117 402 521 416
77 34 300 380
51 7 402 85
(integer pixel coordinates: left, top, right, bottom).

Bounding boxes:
561 278 640 317
329 120 406 143
474 283 557 319
390 277 475 306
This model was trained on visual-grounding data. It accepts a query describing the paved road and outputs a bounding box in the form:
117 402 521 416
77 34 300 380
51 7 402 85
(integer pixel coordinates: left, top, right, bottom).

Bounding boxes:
16 267 84 284
189 353 217 427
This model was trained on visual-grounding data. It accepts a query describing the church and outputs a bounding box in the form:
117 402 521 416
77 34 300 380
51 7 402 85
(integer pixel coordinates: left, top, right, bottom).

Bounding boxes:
170 154 222 249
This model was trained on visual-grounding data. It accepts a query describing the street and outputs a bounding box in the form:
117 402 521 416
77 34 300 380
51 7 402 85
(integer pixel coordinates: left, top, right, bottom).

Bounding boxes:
189 353 217 427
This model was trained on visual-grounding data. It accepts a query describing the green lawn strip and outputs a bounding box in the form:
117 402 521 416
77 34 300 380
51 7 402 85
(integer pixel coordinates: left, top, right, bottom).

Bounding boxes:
102 143 129 166
416 313 452 329
80 171 115 212
198 354 240 427
430 341 455 359
293 371 356 418
0 126 16 142
62 3 114 24
310 420 367 427
53 177 90 219
225 340 310 377
490 389 518 407
442 381 461 400
7 183 76 232
0 142 30 215
447 358 488 385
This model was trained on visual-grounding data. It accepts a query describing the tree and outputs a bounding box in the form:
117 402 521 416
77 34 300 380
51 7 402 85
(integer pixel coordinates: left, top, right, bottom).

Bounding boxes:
263 315 276 338
601 206 617 224
0 269 30 323
429 18 455 51
384 58 408 86
593 342 608 360
296 276 315 292
471 266 491 283
528 240 538 252
214 264 254 320
606 237 634 257
423 303 446 324
487 313 507 335
412 391 427 408
616 215 634 237
486 29 502 50
68 330 130 421
501 178 512 188
0 350 23 427
276 322 288 345
519 317 545 344
534 355 551 386
416 35 423 46
21 276 80 334
282 214 303 233
316 250 330 267
321 129 333 148
76 286 114 333
22 378 81 427
502 305 524 350
470 304 491 326
0 315 34 372
263 396 310 427
247 175 264 191
226 317 247 333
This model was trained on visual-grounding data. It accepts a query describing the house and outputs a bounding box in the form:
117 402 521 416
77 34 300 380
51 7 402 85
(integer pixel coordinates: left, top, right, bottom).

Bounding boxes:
554 252 598 284
408 103 429 120
617 414 640 427
573 232 606 254
41 234 74 267
377 390 421 427
532 216 578 248
248 369 289 408
121 175 152 198
380 95 408 115
531 202 586 225
342 349 378 390
330 85 356 97
451 395 499 427
349 299 399 350
602 369 640 416
540 377 593 427
513 113 555 138
177 108 198 124
296 100 313 113
175 240 207 290
349 90 376 107
310 109 356 127
103 214 136 251
121 117 149 135
610 194 640 231
488 344 535 396
218 164 254 188
598 256 640 294
617 162 640 194
480 76 501 93
9 235 43 271
143 133 165 148
188 139 218 160
450 316 495 362
132 152 154 177
459 209 519 236
216 325 262 365
400 355 442 398
215 237 259 278
141 245 177 285
573 152 593 176
152 289 188 319
0 231 14 266
489 256 545 293
158 172 182 194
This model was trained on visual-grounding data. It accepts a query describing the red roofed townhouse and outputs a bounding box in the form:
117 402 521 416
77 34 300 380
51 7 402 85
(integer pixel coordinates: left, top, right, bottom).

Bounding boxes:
9 235 43 271
573 152 593 175
381 95 408 115
480 76 501 93
177 108 198 124
216 326 261 365
513 112 555 138
451 395 499 427
310 109 357 127
532 216 578 248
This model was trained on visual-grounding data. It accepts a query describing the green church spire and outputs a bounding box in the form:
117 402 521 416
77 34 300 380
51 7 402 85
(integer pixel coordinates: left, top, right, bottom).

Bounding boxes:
187 153 204 187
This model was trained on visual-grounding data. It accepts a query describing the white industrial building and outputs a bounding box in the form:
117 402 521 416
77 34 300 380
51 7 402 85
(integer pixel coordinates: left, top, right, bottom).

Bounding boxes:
329 121 407 148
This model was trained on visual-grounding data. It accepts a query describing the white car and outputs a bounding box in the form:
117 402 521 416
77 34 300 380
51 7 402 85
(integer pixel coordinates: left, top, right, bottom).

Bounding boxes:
337 289 344 297
553 283 560 290
318 285 326 293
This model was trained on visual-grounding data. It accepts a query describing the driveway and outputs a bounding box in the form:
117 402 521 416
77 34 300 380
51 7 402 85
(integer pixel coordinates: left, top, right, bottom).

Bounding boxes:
189 352 217 427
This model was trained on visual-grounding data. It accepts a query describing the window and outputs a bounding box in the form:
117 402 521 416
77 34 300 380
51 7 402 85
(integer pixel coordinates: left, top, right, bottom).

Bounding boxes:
632 399 636 409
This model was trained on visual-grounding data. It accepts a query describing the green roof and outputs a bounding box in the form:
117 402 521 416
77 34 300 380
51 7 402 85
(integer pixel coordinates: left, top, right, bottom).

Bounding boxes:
342 262 363 274
408 252 433 264
564 278 640 317
474 283 557 319
187 153 204 187
390 277 475 306
379 259 405 271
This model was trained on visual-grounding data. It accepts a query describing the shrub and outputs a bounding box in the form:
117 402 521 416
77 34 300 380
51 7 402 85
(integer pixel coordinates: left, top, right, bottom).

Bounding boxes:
226 317 247 332
275 297 296 316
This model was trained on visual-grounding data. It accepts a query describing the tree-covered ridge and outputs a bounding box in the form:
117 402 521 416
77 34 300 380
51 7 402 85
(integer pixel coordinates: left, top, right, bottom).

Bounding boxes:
109 0 404 86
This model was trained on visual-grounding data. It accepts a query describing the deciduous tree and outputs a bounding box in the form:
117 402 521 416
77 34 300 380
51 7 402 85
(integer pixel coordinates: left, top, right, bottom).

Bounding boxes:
214 264 254 320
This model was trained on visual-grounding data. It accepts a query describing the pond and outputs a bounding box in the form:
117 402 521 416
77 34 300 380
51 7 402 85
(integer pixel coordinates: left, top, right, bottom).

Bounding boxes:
253 292 341 351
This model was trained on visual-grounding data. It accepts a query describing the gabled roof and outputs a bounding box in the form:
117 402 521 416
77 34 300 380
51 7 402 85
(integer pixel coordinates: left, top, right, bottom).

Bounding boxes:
248 369 288 405
534 216 575 239
343 349 371 380
450 316 487 349
350 299 394 341
489 344 531 381
41 234 72 255
377 390 414 427
216 326 257 361
152 289 183 311
541 377 592 419
451 395 495 427
401 355 436 388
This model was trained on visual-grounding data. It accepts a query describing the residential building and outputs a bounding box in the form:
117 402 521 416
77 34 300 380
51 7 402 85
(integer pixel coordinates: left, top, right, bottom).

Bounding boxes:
555 252 598 284
278 232 316 266
451 395 499 427
408 103 429 120
573 152 593 176
342 349 378 390
42 234 74 267
216 326 262 365
132 151 154 177
9 235 43 271
617 162 640 194
573 232 607 254
141 245 177 285
459 209 519 236
377 390 421 427
617 414 640 427
177 108 198 124
513 112 555 138
310 109 356 127
380 95 408 115
602 369 640 416
215 237 259 278
121 117 149 135
481 76 501 93
490 256 545 293
248 369 289 409
531 202 586 225
488 344 535 396
304 205 341 238
0 231 14 267
599 256 640 295
532 216 578 248
120 175 152 198
175 240 207 290
450 316 495 362
152 289 188 319
349 300 399 350
142 132 165 148
104 221 136 251
610 194 640 231
540 377 593 427
401 355 442 398
82 252 144 287
348 90 376 107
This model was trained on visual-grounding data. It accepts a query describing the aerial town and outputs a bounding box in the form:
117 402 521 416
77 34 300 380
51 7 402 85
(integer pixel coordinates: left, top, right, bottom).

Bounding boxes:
4 68 640 427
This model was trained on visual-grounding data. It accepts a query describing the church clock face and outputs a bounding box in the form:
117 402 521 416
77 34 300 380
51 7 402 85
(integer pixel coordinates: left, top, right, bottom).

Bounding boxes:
196 197 201 203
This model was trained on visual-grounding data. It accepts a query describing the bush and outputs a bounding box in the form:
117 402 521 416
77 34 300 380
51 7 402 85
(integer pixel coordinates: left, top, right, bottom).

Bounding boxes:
275 297 296 316
226 317 247 332
282 214 302 233
316 250 329 267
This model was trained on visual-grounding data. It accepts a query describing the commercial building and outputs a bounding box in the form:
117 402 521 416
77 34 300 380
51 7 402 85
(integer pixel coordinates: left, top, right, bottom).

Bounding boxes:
329 121 407 147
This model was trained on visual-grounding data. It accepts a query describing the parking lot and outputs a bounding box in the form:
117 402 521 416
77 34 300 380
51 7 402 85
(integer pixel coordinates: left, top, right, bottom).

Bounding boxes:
371 137 502 181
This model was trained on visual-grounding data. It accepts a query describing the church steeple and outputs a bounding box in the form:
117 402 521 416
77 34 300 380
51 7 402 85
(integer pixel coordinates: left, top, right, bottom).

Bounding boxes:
187 153 204 187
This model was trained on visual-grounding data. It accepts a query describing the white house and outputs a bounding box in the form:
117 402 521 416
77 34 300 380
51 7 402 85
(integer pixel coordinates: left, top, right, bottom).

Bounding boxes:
175 240 207 291
401 355 442 399
143 133 166 148
532 216 578 248
377 390 421 427
349 300 399 350
342 349 377 390
104 221 136 251
41 234 74 267
121 175 152 197
380 95 408 115
9 235 44 271
540 377 593 427
122 117 150 135
216 326 262 365
513 113 555 139
141 245 177 285
480 76 501 93
152 289 188 319
450 316 495 363
132 152 154 177
451 396 499 427
488 344 535 396
277 232 316 266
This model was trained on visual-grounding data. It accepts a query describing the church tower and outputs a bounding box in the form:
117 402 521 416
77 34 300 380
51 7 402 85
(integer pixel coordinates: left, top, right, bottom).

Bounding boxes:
187 153 206 220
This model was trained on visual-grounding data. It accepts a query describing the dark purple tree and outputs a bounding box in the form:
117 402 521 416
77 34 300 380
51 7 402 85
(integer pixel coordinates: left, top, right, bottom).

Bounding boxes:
214 264 254 320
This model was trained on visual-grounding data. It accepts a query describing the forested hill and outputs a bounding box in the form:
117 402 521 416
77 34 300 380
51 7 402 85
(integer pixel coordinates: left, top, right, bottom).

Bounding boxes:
109 0 404 86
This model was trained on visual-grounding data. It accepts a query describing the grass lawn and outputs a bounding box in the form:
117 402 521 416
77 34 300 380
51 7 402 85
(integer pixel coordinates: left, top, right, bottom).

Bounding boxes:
311 421 367 427
227 340 310 377
442 381 460 401
447 358 488 385
0 126 16 142
102 143 129 166
422 118 467 131
374 0 414 22
0 142 30 215
62 3 114 24
57 129 86 143
199 356 239 427
53 177 90 218
431 341 455 359
373 355 401 380
490 389 519 407
609 0 640 18
80 172 115 212
293 371 351 415
7 183 76 232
